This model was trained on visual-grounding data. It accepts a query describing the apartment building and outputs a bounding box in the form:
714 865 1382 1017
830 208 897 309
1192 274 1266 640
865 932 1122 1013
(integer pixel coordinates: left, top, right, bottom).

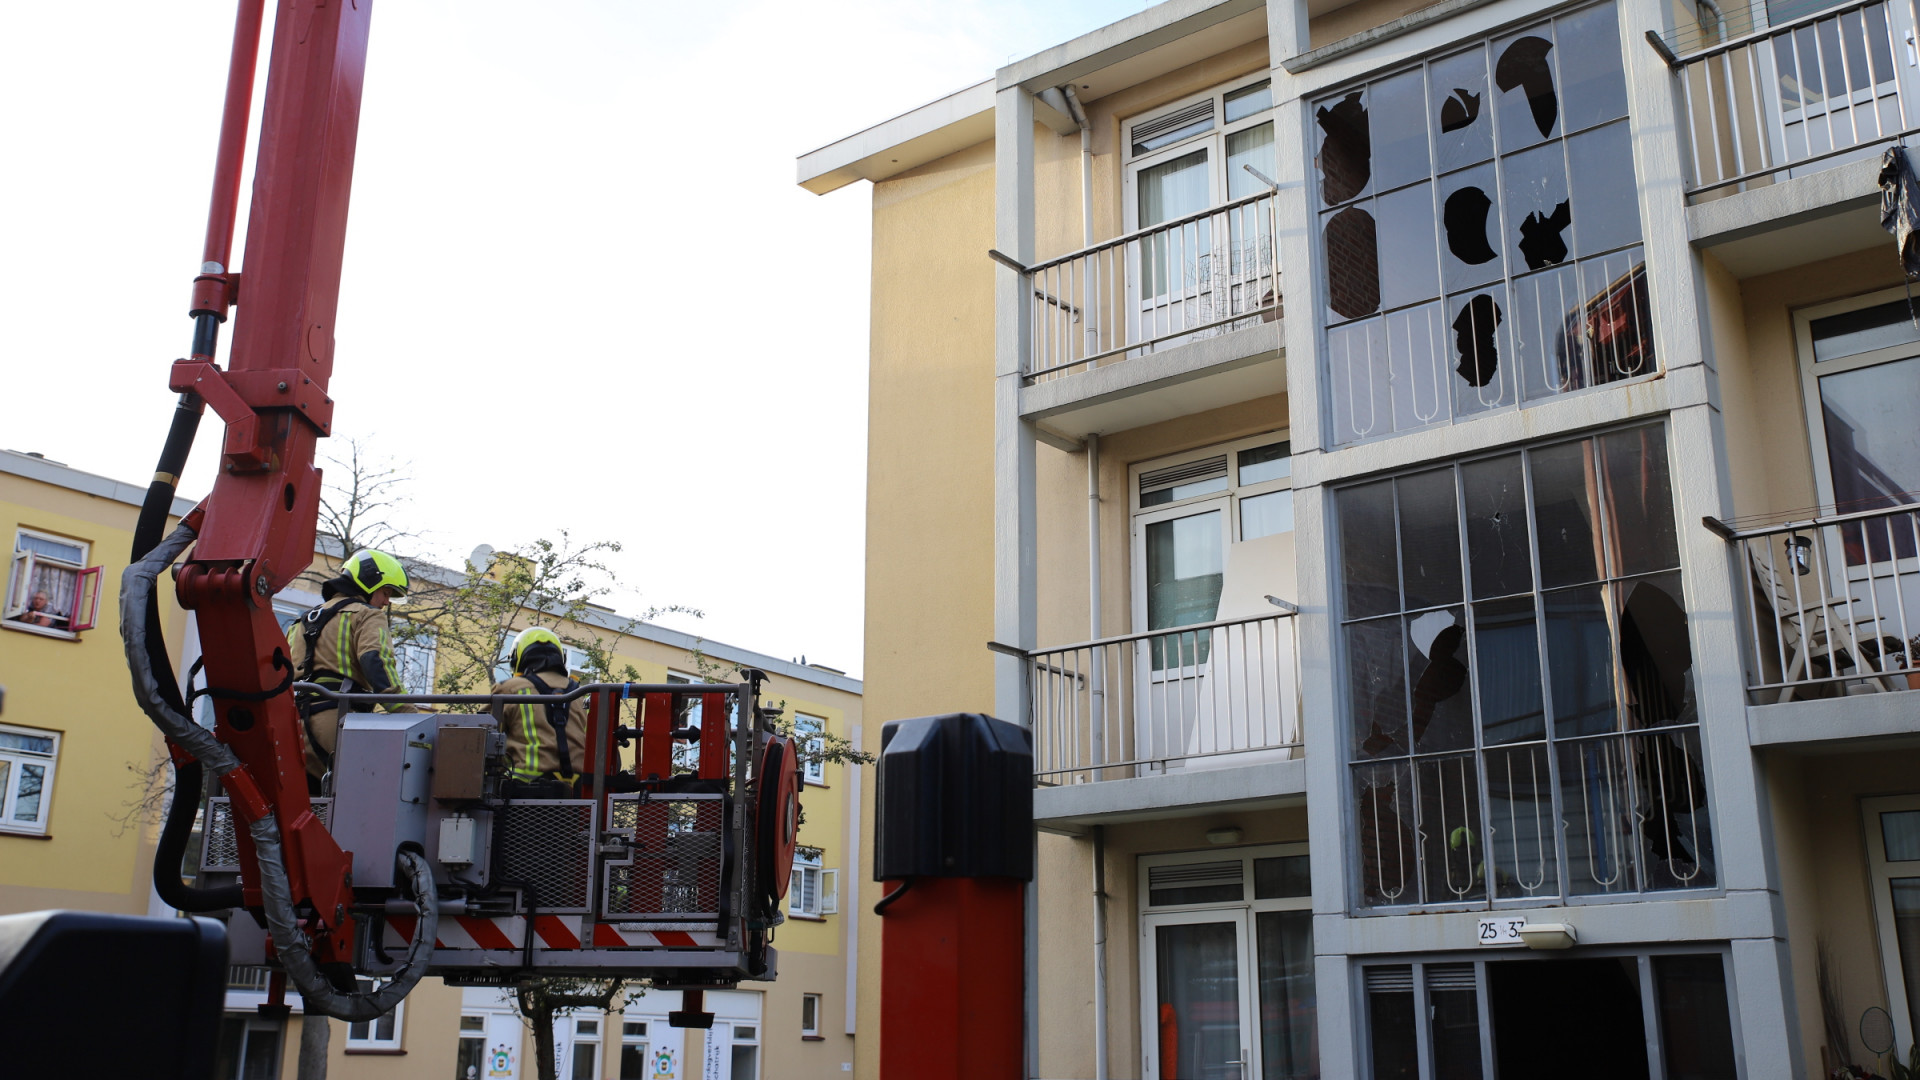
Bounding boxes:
0 448 861 1080
801 0 1920 1075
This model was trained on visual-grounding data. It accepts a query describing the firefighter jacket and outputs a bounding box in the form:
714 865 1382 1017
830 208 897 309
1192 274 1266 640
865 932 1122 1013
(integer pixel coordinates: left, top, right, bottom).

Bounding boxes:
490 669 588 781
287 597 416 778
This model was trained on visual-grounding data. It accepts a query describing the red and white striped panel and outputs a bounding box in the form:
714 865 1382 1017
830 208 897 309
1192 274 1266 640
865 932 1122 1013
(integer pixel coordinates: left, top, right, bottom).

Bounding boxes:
384 915 724 951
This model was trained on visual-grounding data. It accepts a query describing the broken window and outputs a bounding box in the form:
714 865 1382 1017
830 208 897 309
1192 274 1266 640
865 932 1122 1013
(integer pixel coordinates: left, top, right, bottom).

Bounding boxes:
1318 0 1653 447
1339 422 1713 908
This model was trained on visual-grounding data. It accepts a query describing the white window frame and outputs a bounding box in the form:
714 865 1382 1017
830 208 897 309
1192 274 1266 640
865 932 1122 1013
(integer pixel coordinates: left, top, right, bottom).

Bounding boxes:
0 723 60 836
619 1019 649 1080
794 713 827 785
456 1014 487 1079
566 1016 601 1080
1793 285 1920 584
789 852 837 918
731 1017 762 1080
1129 430 1296 641
1122 72 1278 230
800 993 823 1038
1867 794 1920 1054
5 528 97 639
392 628 437 696
345 978 405 1051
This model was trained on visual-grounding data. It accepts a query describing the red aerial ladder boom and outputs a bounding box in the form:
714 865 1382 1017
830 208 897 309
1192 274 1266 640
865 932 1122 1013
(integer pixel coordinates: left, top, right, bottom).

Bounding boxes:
126 0 798 1022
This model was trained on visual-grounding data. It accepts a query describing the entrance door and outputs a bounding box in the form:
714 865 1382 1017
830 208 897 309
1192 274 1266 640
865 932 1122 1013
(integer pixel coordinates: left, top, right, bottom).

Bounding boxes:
1143 910 1256 1080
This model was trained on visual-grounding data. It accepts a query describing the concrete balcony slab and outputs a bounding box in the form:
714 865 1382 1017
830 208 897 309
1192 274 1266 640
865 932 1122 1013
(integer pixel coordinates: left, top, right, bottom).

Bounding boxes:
1020 321 1284 442
1747 687 1920 749
1688 156 1887 278
1033 754 1305 833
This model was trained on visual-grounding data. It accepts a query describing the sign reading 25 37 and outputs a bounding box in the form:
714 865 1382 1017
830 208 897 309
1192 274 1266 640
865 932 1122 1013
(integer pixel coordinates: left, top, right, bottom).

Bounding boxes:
1476 916 1526 947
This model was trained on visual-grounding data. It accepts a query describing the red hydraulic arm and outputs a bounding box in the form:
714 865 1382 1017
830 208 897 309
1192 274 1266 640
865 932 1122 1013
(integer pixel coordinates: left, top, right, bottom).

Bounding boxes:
164 0 371 975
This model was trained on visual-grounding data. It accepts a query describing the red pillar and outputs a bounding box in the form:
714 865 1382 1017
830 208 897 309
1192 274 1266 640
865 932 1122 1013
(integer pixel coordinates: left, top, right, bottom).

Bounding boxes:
878 878 1025 1080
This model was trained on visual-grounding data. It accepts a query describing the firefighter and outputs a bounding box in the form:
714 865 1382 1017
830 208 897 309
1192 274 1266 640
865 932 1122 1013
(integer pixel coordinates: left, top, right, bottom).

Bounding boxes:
288 547 418 788
490 626 587 796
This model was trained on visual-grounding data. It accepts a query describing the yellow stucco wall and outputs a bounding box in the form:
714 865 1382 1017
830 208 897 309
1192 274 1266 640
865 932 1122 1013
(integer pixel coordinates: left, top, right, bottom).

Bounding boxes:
0 469 180 913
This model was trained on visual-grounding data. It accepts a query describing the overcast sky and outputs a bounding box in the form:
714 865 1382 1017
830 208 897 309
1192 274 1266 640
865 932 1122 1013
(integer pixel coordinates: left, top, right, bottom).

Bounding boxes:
0 1 1151 679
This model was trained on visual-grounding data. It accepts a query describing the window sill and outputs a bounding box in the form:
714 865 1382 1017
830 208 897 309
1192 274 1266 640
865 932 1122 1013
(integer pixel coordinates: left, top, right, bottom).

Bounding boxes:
2 621 79 641
802 1035 825 1042
787 913 826 922
0 830 51 840
344 1048 407 1055
803 779 829 789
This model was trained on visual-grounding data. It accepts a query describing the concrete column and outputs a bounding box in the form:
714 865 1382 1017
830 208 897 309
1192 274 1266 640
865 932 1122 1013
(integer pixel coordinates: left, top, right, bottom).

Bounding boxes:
992 83 1039 1080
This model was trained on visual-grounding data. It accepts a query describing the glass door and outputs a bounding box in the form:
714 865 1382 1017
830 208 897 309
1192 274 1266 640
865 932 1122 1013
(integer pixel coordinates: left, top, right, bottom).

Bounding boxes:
1133 147 1215 349
1134 500 1227 771
1144 910 1256 1080
1867 795 1920 1054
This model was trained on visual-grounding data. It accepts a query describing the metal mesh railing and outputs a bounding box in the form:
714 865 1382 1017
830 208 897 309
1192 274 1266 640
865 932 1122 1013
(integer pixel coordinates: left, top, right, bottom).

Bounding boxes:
201 797 331 874
496 800 596 912
601 794 726 920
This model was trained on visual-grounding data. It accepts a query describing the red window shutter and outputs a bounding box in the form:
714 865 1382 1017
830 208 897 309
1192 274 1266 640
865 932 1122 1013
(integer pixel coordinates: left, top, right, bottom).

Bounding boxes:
69 566 102 631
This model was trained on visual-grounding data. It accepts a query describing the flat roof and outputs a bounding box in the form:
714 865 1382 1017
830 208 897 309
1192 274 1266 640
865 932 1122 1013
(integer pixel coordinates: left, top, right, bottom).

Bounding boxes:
1 448 198 518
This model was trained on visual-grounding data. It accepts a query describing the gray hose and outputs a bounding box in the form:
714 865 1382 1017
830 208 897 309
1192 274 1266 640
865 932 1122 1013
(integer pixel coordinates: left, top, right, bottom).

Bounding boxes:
121 521 439 1021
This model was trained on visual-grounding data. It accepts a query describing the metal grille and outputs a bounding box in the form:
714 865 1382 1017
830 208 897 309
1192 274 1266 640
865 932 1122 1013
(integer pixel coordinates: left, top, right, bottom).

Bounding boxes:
496 800 596 913
602 794 725 920
200 797 331 874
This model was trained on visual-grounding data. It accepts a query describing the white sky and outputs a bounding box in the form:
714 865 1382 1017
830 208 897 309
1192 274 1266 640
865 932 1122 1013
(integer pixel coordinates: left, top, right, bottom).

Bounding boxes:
0 1 1151 680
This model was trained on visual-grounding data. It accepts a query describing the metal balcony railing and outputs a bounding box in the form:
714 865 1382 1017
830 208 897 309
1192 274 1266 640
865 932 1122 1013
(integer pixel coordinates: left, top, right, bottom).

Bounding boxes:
1668 0 1920 199
1716 502 1920 702
1020 611 1301 783
1022 191 1280 383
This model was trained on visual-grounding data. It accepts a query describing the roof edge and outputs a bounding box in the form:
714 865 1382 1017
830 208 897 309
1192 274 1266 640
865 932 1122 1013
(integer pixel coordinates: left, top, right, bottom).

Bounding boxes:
797 79 995 194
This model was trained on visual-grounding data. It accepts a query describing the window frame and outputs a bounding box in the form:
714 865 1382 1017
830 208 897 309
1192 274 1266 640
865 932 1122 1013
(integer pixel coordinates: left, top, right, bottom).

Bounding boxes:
344 978 405 1051
5 527 98 639
789 852 837 918
0 722 60 836
1866 793 1920 1054
567 1016 601 1080
1332 421 1717 913
391 627 437 696
1793 285 1920 580
800 993 823 1038
794 713 827 786
1121 71 1278 231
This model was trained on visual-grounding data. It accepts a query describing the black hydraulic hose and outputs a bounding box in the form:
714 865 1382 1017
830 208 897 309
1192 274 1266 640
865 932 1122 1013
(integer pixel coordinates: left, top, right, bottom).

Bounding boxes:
131 371 241 912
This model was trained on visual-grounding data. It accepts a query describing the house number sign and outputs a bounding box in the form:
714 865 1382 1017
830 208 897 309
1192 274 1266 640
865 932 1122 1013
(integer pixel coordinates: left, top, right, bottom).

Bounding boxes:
1477 916 1526 946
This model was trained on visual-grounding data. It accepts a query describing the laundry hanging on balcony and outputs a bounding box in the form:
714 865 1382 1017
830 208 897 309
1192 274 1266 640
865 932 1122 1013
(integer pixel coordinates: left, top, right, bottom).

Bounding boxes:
1876 145 1920 281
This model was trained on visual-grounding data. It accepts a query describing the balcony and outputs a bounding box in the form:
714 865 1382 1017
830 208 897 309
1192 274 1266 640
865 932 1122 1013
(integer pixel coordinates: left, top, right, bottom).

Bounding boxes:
1669 0 1920 204
1719 504 1920 741
1014 611 1304 828
1014 191 1285 440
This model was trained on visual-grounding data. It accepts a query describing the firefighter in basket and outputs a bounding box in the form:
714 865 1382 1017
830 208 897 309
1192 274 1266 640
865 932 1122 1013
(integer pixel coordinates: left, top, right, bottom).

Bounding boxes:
288 548 419 790
490 626 589 797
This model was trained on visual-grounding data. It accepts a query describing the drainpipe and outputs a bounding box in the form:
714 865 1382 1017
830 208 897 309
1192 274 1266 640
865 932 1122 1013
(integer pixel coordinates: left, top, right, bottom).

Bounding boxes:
1063 81 1111 1080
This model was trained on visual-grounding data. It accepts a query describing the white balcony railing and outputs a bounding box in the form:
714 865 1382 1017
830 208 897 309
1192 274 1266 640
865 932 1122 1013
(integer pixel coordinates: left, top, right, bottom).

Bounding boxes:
1021 191 1280 383
1020 611 1301 783
1717 502 1920 701
1669 0 1920 199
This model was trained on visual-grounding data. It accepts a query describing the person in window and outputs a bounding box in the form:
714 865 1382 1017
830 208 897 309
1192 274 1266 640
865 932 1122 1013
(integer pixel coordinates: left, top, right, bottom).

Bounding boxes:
288 548 418 789
489 626 587 797
17 591 64 628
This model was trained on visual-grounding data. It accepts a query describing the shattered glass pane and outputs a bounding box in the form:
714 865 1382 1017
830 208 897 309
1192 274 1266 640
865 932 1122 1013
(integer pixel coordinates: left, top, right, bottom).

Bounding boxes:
1558 734 1638 893
1510 263 1585 401
1475 596 1545 745
1546 584 1617 737
1599 424 1680 576
1339 479 1402 618
1416 752 1485 901
1375 182 1441 310
1554 2 1629 132
1349 617 1409 756
1385 302 1451 433
1354 762 1418 904
1502 141 1572 273
1493 28 1561 150
1449 286 1513 418
1324 204 1382 321
1484 741 1558 898
1431 46 1494 173
1463 453 1533 599
1617 572 1694 728
1407 608 1474 753
1371 68 1432 192
1530 438 1605 588
1317 88 1372 206
1329 319 1393 445
1633 727 1715 890
1439 163 1502 292
1567 121 1639 257
1397 468 1463 611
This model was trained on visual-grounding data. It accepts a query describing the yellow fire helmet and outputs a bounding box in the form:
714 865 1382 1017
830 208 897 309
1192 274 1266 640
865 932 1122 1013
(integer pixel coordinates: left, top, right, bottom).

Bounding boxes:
344 548 409 598
512 626 564 672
